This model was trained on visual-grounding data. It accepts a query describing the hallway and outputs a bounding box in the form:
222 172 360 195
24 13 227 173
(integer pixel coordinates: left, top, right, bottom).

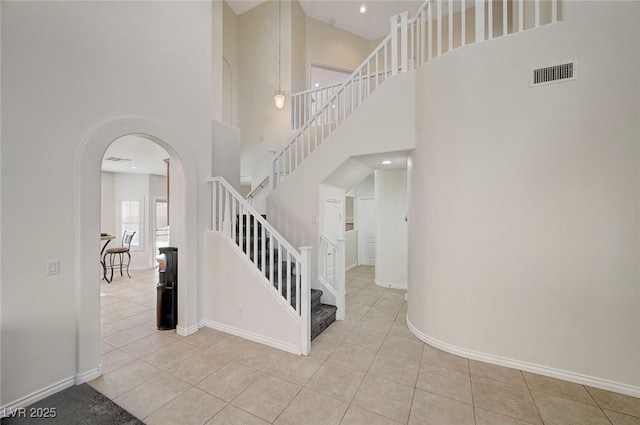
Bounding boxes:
92 267 640 425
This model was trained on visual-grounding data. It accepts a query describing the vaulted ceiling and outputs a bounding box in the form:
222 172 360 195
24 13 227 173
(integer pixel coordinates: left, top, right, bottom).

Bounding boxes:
224 0 424 40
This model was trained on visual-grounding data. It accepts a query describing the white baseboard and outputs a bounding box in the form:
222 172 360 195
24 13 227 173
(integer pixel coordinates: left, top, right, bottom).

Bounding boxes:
374 278 407 290
1 376 75 417
345 263 358 272
74 364 102 384
406 317 640 398
201 319 300 355
176 323 199 337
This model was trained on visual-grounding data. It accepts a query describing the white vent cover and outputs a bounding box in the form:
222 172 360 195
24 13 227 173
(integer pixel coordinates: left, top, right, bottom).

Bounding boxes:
531 61 576 87
105 156 131 162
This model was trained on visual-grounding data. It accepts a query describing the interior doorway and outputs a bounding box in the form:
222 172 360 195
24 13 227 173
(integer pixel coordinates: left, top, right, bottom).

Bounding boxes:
358 197 376 266
323 198 344 280
323 198 344 241
101 135 171 272
76 117 196 385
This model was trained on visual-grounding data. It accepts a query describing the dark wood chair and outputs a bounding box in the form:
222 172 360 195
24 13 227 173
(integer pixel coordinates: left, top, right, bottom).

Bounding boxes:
103 231 136 283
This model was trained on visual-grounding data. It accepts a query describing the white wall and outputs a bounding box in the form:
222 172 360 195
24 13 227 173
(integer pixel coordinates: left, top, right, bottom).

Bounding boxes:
212 0 223 122
237 0 295 188
305 16 379 77
408 1 640 394
353 174 375 198
375 170 408 289
291 0 307 93
1 1 212 406
222 2 239 126
212 119 241 191
204 232 301 354
100 172 116 236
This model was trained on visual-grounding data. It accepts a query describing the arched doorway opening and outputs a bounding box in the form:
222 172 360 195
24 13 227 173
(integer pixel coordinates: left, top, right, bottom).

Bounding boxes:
75 118 198 383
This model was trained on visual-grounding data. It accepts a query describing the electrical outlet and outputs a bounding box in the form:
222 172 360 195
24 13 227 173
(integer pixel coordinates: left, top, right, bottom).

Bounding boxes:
312 215 317 224
47 260 60 275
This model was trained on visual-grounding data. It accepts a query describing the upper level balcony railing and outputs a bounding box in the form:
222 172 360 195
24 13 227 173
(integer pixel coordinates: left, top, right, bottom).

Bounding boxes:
276 0 562 189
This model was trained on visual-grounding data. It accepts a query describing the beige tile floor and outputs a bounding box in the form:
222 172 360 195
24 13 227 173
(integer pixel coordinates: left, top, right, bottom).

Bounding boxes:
91 266 640 425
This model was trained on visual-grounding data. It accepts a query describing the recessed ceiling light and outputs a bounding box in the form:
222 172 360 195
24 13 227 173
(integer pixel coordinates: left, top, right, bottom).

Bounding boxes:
359 4 366 14
381 160 392 165
131 166 138 169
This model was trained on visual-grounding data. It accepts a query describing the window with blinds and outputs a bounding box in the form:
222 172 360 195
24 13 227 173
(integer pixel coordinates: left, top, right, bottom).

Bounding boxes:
121 198 143 250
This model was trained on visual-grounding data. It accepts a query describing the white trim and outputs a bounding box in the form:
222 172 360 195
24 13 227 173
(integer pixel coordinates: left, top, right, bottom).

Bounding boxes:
74 364 102 384
176 323 199 337
406 317 640 398
201 320 301 355
375 278 407 290
345 263 358 272
318 276 338 298
1 376 75 417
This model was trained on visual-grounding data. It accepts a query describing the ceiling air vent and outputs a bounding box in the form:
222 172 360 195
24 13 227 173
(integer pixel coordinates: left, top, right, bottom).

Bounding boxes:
105 156 131 162
531 61 576 87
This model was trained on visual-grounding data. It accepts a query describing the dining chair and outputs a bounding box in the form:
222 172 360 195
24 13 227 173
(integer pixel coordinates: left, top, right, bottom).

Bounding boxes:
103 231 136 282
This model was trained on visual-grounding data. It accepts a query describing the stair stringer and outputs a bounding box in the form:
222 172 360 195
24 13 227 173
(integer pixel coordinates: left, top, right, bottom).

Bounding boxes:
204 231 302 354
266 72 417 301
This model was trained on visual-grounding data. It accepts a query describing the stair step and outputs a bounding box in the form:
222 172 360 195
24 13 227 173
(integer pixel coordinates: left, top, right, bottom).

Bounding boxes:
233 215 335 340
311 304 337 340
282 287 323 311
236 214 267 229
311 288 322 310
261 262 297 279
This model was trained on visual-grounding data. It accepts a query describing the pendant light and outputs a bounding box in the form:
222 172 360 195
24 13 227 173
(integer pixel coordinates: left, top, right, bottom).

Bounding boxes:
274 0 285 109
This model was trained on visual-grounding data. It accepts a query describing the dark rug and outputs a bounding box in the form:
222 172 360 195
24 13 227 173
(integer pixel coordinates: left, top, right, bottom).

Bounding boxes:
1 384 144 425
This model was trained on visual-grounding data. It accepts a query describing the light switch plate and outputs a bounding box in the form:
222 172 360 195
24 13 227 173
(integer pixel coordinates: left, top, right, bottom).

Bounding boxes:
47 260 60 275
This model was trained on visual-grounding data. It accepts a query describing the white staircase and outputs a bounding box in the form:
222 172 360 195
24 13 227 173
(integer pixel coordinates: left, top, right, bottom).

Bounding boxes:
209 0 562 356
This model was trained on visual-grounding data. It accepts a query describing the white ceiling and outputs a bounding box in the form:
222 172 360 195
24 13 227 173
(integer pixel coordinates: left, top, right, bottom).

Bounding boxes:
323 150 410 189
352 150 410 170
225 0 268 15
101 135 169 176
225 0 425 41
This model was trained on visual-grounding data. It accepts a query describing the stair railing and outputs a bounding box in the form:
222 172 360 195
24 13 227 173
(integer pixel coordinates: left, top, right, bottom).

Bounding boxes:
273 0 562 190
318 233 345 321
271 12 407 190
291 82 342 130
246 175 270 206
209 176 311 354
408 0 561 71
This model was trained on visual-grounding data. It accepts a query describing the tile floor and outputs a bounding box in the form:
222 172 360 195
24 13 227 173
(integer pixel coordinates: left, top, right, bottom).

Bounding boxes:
91 266 640 425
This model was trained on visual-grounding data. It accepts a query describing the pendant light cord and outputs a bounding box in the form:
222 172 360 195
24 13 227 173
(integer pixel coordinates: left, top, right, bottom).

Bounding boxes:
278 0 282 93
